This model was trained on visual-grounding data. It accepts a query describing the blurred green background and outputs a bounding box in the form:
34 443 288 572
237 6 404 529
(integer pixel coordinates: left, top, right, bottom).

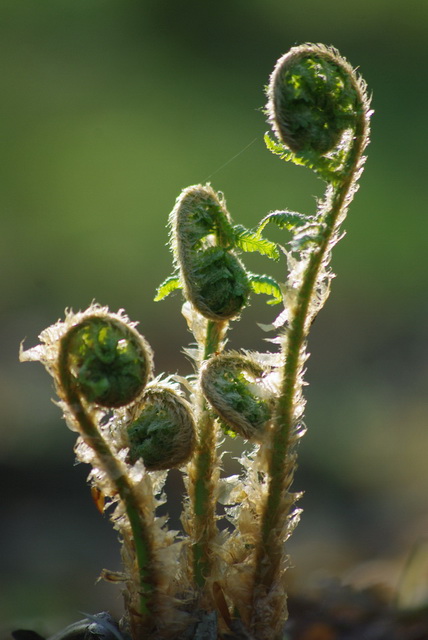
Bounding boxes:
2 0 428 635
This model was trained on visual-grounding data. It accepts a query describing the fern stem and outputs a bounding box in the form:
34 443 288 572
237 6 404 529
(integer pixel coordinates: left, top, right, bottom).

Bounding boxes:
58 332 157 635
251 110 369 637
192 319 226 590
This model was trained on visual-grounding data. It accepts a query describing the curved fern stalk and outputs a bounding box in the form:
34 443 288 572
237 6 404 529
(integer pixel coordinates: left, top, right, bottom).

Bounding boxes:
198 350 282 630
20 305 189 639
156 184 280 599
161 184 237 598
250 44 372 639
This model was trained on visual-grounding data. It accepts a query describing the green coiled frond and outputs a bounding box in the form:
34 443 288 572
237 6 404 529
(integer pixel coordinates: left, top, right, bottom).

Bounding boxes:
248 274 282 305
63 316 153 408
200 352 274 441
157 183 281 319
265 43 371 182
127 386 196 471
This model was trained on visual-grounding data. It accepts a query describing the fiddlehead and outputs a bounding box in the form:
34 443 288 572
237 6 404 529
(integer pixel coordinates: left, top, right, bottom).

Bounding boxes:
268 45 358 154
63 315 152 408
155 183 281 595
127 386 196 471
157 184 250 321
265 42 370 182
200 353 274 441
20 306 162 636
248 44 372 640
59 313 161 636
155 183 280 319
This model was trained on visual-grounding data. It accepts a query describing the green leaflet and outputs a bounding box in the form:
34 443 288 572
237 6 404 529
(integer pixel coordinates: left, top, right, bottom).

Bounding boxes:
232 225 280 260
154 275 182 301
290 223 325 251
248 274 282 305
256 210 325 252
217 419 238 439
257 209 310 235
264 133 345 183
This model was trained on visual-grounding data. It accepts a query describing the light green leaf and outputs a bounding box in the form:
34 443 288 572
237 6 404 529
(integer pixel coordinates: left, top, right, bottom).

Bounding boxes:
248 274 282 305
264 132 344 183
154 275 182 301
290 223 325 250
264 132 292 160
257 210 310 235
233 225 280 260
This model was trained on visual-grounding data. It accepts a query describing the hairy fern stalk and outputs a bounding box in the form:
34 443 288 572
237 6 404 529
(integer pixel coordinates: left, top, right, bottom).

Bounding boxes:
21 44 371 640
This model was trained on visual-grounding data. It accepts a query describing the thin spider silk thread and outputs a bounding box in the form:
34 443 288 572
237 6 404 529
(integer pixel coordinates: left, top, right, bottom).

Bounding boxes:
203 137 257 182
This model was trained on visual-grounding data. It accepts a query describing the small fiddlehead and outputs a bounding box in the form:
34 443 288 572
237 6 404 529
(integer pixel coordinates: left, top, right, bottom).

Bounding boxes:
200 353 274 441
64 315 152 407
59 314 161 636
160 184 250 321
127 386 196 471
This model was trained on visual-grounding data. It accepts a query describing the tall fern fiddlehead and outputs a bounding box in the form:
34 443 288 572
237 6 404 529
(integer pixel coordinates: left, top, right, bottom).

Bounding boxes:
156 183 281 596
155 183 281 319
248 44 372 640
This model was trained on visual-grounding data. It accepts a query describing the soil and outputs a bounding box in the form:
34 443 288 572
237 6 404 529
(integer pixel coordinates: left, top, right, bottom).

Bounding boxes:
10 586 428 640
285 586 428 640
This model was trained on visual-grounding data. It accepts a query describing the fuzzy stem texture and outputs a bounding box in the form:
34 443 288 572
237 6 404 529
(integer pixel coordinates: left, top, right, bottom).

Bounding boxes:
58 331 157 636
251 83 369 639
192 319 226 591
